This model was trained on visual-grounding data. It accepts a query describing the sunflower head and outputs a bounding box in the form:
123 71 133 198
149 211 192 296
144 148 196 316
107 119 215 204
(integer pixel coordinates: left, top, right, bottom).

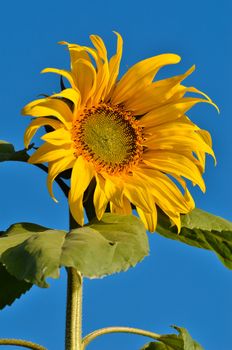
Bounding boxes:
22 32 217 232
71 103 144 175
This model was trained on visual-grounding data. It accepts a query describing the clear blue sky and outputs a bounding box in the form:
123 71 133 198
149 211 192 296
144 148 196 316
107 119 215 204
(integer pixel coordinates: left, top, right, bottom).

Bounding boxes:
0 1 231 349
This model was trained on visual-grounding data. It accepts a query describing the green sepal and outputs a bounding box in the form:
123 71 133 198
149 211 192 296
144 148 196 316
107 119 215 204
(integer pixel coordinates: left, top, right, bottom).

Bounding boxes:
0 214 149 290
140 326 204 350
156 208 232 269
0 263 32 310
0 140 31 162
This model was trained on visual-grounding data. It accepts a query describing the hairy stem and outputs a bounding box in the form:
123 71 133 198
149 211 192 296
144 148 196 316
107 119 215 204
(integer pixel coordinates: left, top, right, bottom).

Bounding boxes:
81 327 161 349
65 268 83 350
0 339 47 350
65 212 83 350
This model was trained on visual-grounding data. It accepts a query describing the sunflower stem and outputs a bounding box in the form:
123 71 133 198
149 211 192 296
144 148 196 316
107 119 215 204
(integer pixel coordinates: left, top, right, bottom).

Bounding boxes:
65 214 83 350
65 268 83 350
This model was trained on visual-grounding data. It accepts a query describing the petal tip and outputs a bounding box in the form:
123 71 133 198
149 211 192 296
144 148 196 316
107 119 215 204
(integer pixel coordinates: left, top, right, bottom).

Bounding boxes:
41 68 52 74
58 41 68 45
21 107 27 116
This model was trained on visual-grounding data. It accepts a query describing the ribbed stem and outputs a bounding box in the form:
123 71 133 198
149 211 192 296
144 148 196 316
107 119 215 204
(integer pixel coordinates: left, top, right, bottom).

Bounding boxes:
65 268 83 350
65 210 83 350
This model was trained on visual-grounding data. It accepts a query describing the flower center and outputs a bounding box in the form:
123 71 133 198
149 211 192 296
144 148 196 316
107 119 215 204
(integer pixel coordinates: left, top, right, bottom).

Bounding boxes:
72 103 143 174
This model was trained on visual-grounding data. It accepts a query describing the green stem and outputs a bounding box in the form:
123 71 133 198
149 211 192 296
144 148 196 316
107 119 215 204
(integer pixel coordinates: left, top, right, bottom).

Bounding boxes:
0 339 47 350
81 327 161 349
65 268 83 350
65 212 83 350
69 211 81 230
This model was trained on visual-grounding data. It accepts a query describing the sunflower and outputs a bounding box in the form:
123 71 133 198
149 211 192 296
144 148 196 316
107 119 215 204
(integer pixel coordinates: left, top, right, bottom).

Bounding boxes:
22 32 217 232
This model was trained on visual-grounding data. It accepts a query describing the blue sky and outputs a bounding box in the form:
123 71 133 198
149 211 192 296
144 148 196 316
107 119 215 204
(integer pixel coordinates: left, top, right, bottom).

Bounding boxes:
0 0 231 349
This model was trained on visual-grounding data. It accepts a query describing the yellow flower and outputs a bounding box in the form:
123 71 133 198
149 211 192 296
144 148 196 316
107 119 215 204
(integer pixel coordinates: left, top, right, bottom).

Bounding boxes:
22 32 217 232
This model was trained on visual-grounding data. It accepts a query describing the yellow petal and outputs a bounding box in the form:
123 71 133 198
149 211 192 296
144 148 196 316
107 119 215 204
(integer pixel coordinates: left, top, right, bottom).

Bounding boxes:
47 155 75 202
123 174 155 213
111 53 181 105
24 118 62 148
69 157 94 226
139 97 217 128
61 36 110 104
121 196 132 215
161 208 182 233
105 32 123 99
90 36 109 102
41 128 72 146
143 151 205 192
104 177 123 207
124 65 195 114
195 129 216 169
22 97 47 112
22 98 73 126
51 88 81 114
72 58 96 106
136 206 157 233
59 41 91 71
60 42 98 66
144 115 199 136
90 34 108 61
93 174 108 220
137 169 194 213
29 143 73 164
110 196 132 215
59 42 99 100
186 87 219 113
41 67 76 89
144 128 215 158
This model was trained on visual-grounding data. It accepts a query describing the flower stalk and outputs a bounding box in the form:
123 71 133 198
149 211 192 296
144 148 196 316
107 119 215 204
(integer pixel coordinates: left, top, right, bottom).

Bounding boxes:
65 211 83 350
65 268 83 350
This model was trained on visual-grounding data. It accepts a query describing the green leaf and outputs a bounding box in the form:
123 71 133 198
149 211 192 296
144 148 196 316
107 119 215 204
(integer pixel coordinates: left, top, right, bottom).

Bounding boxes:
156 208 232 269
61 213 149 277
0 140 30 162
0 223 66 287
0 263 32 310
140 326 204 350
0 214 149 289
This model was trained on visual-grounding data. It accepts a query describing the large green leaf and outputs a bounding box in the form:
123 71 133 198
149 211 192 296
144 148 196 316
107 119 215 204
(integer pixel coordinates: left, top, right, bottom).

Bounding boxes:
0 263 32 310
0 140 30 162
156 208 232 269
0 214 148 289
140 326 203 350
0 223 66 287
61 214 149 277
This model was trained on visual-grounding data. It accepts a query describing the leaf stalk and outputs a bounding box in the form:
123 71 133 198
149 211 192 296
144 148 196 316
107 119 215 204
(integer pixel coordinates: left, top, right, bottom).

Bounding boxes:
81 327 161 349
0 339 47 350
